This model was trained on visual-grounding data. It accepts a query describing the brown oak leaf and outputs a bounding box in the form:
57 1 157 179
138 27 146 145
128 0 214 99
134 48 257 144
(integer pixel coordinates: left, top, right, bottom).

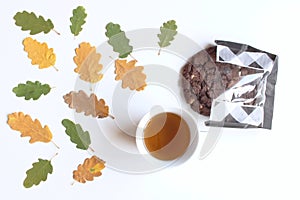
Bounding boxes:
115 59 146 91
63 90 113 119
73 42 103 83
73 156 105 183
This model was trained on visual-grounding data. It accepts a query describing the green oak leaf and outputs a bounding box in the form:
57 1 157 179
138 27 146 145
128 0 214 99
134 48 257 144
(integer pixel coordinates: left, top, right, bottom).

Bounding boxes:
105 22 133 58
12 81 51 100
105 22 122 37
13 11 55 35
70 6 87 36
157 20 178 55
62 119 91 150
23 159 53 188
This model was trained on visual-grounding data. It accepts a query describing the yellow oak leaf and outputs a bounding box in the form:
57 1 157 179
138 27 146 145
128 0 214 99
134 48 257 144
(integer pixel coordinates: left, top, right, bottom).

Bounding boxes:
115 59 136 80
114 59 147 91
23 37 57 70
73 42 95 68
73 42 103 83
73 156 105 183
7 112 53 144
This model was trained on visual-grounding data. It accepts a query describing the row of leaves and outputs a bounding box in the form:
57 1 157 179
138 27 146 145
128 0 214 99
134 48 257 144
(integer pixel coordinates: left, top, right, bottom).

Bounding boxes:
14 7 177 57
17 12 177 90
14 6 86 36
9 5 178 188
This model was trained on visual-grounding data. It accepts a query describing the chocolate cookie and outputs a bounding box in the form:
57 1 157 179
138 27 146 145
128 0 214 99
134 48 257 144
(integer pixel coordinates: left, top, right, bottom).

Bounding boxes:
181 46 258 116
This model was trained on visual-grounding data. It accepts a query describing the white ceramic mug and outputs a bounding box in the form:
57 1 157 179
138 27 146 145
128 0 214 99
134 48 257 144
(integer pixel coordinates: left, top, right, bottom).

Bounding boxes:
136 106 199 168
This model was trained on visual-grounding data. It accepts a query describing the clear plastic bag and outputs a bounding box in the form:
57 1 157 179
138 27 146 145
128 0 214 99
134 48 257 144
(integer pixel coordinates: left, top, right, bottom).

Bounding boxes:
206 40 279 129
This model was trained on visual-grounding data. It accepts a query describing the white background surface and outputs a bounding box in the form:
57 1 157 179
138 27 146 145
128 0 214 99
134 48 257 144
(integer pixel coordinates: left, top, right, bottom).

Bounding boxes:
1 0 300 199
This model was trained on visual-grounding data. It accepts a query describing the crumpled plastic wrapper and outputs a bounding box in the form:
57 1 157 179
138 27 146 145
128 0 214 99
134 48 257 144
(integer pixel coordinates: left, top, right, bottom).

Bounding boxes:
205 40 278 129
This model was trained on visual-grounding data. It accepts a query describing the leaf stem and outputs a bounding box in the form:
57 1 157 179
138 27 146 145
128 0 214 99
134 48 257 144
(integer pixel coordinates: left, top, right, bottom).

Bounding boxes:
109 114 115 120
158 48 162 56
50 152 59 161
88 146 95 152
51 140 60 149
52 66 59 71
129 54 137 61
52 29 61 35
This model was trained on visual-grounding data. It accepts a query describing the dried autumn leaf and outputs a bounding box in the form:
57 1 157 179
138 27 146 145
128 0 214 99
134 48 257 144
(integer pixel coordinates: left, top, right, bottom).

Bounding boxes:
70 6 87 36
61 119 91 150
73 42 103 83
73 156 105 183
73 42 94 67
23 155 56 188
115 59 147 91
157 20 178 55
105 22 133 58
12 80 51 100
7 112 59 148
63 90 113 119
23 37 57 70
13 11 59 35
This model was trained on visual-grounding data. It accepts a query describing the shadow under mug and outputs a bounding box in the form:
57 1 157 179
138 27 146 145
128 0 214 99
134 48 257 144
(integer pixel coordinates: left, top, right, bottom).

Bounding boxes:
136 107 199 168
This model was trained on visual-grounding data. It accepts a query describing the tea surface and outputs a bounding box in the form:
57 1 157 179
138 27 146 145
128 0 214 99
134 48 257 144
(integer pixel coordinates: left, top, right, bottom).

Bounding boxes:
143 112 190 160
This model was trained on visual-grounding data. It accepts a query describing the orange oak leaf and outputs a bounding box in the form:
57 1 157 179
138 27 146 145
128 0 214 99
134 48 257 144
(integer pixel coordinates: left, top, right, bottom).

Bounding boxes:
73 156 105 183
73 42 103 83
23 37 57 71
115 59 146 91
63 90 114 119
7 112 59 148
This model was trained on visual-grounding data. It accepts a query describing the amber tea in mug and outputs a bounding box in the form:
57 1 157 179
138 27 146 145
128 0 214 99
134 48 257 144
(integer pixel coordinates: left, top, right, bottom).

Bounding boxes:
143 112 190 161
